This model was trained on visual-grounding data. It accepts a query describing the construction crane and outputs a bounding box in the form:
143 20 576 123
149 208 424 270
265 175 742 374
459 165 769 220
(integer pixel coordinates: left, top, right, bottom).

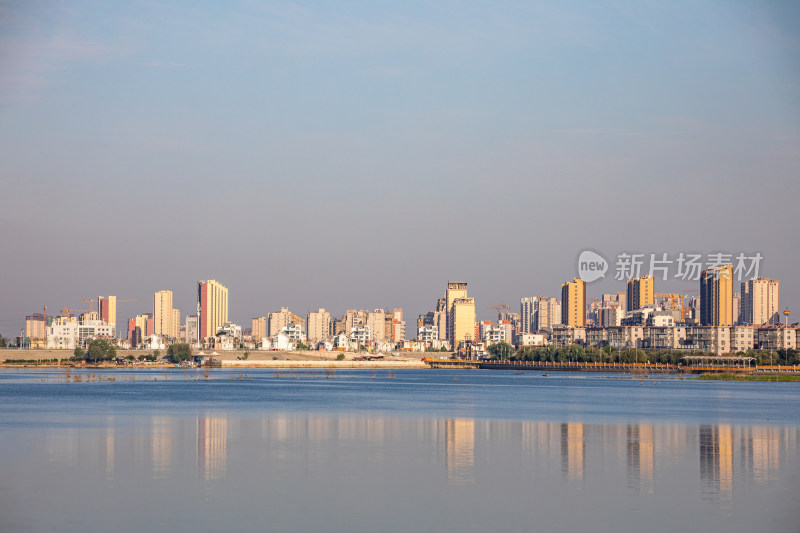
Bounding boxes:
81 299 95 313
488 303 511 322
59 307 85 318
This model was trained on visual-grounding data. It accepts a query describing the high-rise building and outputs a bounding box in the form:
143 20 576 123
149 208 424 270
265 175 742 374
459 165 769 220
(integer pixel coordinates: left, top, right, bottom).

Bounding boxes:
197 280 229 341
392 319 406 341
520 297 560 333
626 275 654 312
185 315 198 344
172 308 181 339
154 290 175 339
98 296 116 326
127 318 138 347
130 313 154 347
561 278 586 328
344 309 367 335
252 316 267 341
700 265 733 326
741 277 780 325
449 297 476 348
268 307 304 337
306 309 331 345
367 309 386 341
446 282 468 342
25 313 46 340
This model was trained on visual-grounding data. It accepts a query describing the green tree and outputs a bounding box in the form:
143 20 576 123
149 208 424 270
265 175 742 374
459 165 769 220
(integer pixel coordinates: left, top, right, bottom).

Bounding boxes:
167 343 192 363
488 342 514 360
0 334 7 348
86 338 116 363
336 353 345 361
73 346 84 359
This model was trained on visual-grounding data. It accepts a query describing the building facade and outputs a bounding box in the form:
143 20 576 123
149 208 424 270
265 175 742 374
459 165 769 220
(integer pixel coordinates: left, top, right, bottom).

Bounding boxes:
741 277 780 325
154 290 176 339
198 280 229 341
98 295 116 326
306 309 331 345
561 278 586 328
700 265 733 326
627 275 654 312
252 316 267 342
450 297 476 348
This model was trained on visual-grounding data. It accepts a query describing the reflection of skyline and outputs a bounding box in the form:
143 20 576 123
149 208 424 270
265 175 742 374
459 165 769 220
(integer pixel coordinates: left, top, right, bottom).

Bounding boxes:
627 424 654 494
444 419 475 485
104 417 115 480
152 416 172 478
33 412 796 496
197 414 227 481
699 425 734 500
561 423 585 481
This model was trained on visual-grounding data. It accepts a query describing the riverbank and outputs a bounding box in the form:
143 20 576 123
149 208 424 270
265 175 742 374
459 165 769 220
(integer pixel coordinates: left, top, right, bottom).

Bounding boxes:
698 373 800 382
0 348 431 369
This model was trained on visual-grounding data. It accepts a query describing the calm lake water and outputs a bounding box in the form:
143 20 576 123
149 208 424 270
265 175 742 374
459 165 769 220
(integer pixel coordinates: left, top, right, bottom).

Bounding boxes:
0 368 798 532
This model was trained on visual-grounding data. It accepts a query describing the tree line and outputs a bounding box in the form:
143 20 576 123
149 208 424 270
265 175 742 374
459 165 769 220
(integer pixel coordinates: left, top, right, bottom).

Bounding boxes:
486 342 800 366
70 341 194 364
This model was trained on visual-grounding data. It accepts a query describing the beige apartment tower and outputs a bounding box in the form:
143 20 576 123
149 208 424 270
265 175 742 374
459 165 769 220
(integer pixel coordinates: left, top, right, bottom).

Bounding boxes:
450 297 476 348
198 280 229 341
252 317 267 341
268 307 304 337
626 275 654 311
561 278 586 328
306 309 331 344
154 290 175 339
741 277 780 325
367 309 386 341
700 265 733 326
172 308 181 339
445 282 468 343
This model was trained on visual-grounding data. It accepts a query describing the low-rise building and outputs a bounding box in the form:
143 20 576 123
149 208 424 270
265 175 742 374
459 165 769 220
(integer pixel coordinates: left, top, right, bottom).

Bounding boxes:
46 316 79 349
730 326 755 352
418 326 438 343
516 332 547 348
756 326 796 351
551 326 586 348
282 322 306 344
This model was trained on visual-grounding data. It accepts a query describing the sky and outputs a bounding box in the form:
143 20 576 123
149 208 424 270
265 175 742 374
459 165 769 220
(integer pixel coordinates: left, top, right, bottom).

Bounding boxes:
1 0 799 337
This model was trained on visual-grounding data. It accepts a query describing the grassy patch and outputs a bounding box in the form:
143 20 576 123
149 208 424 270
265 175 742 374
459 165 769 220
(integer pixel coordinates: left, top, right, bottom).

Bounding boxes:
698 373 800 382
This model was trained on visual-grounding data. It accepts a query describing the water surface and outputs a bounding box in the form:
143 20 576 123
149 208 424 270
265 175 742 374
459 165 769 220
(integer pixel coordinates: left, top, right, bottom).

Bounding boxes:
1 368 798 532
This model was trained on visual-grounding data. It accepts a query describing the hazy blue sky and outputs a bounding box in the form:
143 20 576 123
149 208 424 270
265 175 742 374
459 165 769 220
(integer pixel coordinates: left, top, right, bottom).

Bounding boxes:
1 0 798 336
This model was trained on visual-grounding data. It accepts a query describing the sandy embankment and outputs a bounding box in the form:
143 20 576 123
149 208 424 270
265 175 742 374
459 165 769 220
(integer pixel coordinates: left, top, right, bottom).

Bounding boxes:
0 348 434 369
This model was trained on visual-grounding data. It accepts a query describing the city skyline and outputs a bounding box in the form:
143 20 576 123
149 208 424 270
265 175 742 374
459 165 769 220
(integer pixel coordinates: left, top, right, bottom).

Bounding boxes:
0 268 798 338
1 2 799 338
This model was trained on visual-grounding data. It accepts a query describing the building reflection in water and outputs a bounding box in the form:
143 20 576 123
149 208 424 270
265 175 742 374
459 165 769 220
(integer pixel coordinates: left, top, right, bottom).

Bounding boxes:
104 416 115 480
626 424 654 494
742 426 781 484
699 424 734 500
197 413 227 481
152 416 172 479
560 423 585 482
443 419 475 485
45 428 78 466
